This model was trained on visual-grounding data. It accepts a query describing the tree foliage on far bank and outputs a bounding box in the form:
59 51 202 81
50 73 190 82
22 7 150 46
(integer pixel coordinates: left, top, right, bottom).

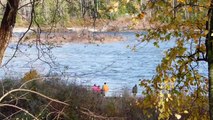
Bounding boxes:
0 0 145 27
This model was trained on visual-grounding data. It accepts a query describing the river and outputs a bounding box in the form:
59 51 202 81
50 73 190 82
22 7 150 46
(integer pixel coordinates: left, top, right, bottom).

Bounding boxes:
1 32 208 96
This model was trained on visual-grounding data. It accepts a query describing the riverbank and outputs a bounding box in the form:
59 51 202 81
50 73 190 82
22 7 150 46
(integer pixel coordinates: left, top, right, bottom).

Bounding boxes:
11 17 149 44
12 28 124 44
0 72 209 119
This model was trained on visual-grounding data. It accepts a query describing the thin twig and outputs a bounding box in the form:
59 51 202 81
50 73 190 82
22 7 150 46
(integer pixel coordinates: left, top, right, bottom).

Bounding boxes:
0 103 39 120
0 89 69 106
2 110 22 120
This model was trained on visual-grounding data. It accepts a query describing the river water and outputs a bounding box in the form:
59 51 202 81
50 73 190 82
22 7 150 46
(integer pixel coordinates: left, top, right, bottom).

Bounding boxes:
1 32 208 96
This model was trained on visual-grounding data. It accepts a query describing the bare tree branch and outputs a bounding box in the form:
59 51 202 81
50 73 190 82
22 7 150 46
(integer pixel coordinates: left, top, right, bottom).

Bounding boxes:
0 89 69 106
0 103 38 120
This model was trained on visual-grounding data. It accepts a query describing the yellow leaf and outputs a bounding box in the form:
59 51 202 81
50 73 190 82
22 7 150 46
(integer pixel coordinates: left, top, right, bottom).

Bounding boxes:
113 2 119 7
114 7 118 12
137 12 146 19
177 0 185 3
108 1 119 13
159 92 164 98
168 93 171 98
122 0 130 4
109 8 114 13
175 114 181 119
188 7 193 12
204 30 209 35
171 77 176 82
184 110 189 114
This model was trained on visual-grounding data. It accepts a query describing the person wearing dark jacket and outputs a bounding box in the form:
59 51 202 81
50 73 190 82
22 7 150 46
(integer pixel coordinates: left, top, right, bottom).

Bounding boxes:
132 84 138 97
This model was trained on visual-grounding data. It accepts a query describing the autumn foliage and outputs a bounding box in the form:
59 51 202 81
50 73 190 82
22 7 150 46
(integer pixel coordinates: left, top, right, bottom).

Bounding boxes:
137 0 211 119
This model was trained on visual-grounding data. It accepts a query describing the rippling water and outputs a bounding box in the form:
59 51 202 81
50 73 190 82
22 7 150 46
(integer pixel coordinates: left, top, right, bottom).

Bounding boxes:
2 32 208 96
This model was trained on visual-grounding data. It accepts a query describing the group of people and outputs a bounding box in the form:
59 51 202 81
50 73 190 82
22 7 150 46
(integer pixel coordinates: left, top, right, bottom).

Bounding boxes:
92 82 109 96
92 82 138 97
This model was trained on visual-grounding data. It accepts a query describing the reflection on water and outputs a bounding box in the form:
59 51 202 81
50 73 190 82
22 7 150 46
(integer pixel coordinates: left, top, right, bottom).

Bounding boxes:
1 32 208 96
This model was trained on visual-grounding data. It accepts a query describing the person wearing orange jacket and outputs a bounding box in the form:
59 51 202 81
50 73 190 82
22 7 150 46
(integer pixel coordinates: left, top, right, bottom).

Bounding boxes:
102 82 109 96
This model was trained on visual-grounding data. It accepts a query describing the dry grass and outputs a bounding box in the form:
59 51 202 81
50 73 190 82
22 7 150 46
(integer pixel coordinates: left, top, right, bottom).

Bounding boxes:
0 74 149 120
0 70 208 119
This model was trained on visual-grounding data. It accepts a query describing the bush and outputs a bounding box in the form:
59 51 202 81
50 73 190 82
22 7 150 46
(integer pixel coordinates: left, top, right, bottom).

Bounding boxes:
22 69 40 82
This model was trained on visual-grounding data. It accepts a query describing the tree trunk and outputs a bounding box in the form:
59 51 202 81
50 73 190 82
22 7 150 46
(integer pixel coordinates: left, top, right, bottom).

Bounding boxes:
0 0 20 65
207 1 213 119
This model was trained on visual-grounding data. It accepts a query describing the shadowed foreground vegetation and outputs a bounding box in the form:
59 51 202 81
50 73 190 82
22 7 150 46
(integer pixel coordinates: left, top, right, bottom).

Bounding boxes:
0 70 209 120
